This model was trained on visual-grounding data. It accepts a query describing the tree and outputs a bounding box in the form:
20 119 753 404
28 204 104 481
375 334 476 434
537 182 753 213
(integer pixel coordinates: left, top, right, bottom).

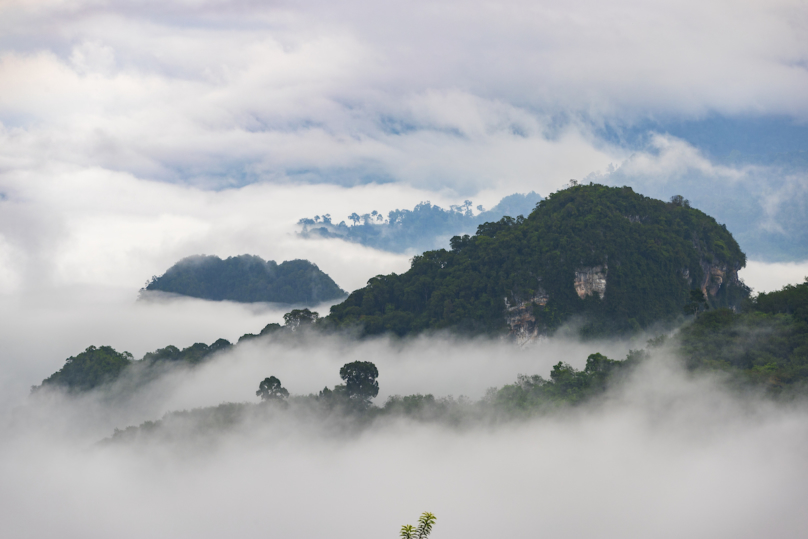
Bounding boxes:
256 376 289 401
283 308 319 330
339 361 379 404
684 289 709 317
401 512 436 539
670 194 691 208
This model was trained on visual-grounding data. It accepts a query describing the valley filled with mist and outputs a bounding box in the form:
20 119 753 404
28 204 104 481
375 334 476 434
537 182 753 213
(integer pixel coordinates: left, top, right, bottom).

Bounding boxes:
5 318 808 538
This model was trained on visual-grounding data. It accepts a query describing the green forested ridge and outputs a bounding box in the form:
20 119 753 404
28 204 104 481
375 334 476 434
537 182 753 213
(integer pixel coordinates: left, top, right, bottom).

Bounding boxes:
33 316 301 393
754 279 808 323
324 184 748 337
101 291 808 442
36 346 133 393
35 338 235 393
39 280 808 399
143 255 346 305
677 278 808 392
490 350 648 412
142 338 234 364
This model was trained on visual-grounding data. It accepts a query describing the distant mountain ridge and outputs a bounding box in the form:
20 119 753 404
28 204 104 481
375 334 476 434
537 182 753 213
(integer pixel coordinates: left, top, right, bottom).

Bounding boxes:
142 255 346 305
298 191 543 253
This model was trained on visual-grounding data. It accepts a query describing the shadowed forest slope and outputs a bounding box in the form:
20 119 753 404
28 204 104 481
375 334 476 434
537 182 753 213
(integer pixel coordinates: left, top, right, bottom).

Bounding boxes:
143 255 346 305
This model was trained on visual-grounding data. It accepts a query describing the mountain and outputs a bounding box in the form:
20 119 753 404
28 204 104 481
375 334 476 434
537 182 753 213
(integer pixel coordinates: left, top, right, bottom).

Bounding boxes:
323 184 749 339
142 255 346 305
298 191 543 253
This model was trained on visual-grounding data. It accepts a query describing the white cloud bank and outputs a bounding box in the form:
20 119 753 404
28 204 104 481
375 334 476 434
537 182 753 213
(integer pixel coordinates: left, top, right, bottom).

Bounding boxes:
0 0 806 193
742 260 808 293
3 348 808 539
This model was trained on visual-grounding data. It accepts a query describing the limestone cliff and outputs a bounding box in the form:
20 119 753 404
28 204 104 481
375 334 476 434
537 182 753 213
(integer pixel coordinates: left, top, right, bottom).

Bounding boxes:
696 259 744 303
506 253 744 343
574 265 607 300
505 290 548 345
506 265 608 343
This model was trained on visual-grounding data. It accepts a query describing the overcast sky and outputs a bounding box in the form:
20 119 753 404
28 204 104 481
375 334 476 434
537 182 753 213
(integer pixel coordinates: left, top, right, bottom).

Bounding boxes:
1 0 807 294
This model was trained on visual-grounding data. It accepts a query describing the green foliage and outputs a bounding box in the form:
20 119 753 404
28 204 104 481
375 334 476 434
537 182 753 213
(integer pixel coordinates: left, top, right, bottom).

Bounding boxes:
401 512 436 539
237 323 283 343
314 361 381 412
753 277 808 323
144 254 346 305
490 352 641 411
684 289 710 317
678 279 808 392
669 194 691 208
37 338 234 393
339 361 379 404
143 339 232 364
325 184 748 338
37 345 133 392
256 376 289 401
283 308 319 329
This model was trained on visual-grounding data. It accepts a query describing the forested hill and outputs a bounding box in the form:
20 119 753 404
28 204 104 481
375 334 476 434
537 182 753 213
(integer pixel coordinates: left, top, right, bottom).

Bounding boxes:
34 280 807 396
143 255 346 305
323 184 749 338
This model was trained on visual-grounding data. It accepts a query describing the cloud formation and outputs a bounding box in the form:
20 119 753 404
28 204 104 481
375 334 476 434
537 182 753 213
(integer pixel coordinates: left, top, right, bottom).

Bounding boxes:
590 133 808 262
4 344 808 539
1 0 806 192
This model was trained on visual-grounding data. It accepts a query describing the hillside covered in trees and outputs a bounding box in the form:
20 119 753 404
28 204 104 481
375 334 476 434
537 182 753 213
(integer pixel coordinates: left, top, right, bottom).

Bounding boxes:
142 255 346 305
102 279 808 440
31 310 311 393
298 192 543 253
324 184 749 338
677 278 808 393
35 280 808 400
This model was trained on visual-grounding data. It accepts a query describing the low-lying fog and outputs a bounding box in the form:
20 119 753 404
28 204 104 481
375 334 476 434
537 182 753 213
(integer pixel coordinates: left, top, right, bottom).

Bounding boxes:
2 292 808 538
3 347 808 539
2 252 808 539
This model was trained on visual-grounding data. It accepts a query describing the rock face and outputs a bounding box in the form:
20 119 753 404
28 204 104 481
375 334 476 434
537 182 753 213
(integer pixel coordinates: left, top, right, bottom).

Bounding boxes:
574 265 607 300
506 258 745 344
505 290 549 345
697 260 743 300
506 265 608 343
